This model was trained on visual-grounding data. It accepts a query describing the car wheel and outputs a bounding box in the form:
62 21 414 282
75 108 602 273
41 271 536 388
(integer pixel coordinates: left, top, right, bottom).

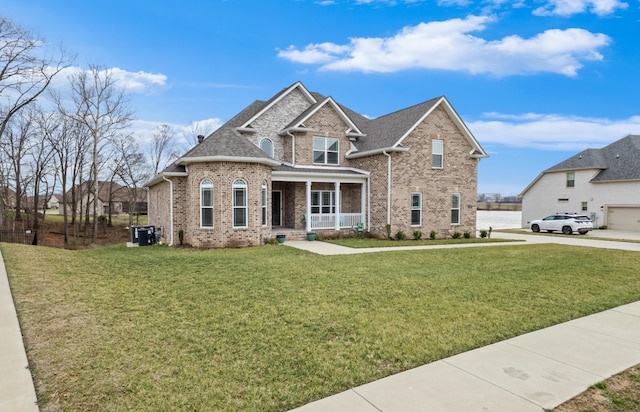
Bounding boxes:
562 226 573 235
579 231 588 235
531 224 540 232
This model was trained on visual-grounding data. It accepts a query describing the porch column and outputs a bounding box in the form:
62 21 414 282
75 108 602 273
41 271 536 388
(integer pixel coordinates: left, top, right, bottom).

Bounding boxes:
305 181 312 232
361 181 366 229
334 181 341 231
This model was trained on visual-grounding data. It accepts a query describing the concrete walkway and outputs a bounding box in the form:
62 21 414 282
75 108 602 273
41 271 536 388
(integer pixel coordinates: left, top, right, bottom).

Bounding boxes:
0 254 38 412
287 231 640 411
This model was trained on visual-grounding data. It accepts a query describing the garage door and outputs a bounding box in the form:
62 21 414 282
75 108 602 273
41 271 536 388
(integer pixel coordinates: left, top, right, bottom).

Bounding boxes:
607 207 640 231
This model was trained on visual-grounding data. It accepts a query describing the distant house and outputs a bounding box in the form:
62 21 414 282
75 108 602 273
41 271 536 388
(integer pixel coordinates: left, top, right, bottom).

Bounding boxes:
145 81 487 247
520 135 640 230
61 181 147 216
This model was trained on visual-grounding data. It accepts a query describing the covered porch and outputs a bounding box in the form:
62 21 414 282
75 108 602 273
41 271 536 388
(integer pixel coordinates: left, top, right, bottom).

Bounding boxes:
271 166 369 233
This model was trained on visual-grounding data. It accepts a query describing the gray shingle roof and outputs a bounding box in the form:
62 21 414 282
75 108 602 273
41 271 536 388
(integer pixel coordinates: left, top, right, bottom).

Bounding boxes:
158 82 481 176
545 135 640 182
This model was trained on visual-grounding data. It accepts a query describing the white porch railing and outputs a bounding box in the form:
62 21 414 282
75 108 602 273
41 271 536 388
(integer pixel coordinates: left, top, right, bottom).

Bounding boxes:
309 213 363 230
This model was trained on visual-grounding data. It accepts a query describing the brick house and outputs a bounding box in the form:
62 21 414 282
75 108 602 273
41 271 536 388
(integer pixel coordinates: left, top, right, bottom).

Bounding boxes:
145 82 487 247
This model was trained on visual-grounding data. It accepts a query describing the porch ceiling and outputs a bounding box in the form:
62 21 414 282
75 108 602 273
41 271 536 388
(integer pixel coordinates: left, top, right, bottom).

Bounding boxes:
272 165 369 183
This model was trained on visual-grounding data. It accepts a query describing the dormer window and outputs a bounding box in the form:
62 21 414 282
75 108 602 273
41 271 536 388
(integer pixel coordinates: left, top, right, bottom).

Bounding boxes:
260 138 274 158
313 137 339 165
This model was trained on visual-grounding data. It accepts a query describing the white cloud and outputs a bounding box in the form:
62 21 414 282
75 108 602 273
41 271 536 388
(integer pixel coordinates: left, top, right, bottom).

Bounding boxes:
277 15 610 76
533 0 628 16
46 66 167 95
469 113 640 151
108 68 167 93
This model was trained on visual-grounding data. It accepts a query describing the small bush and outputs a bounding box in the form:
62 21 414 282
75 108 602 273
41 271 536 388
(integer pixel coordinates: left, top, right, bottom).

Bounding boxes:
178 229 184 245
412 230 422 240
463 231 471 239
479 230 488 238
429 230 437 240
599 225 608 230
265 237 279 245
385 224 392 240
395 230 406 240
452 231 462 239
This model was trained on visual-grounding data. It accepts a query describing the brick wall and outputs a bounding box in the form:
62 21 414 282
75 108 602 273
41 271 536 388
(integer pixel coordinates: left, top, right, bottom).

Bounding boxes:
352 105 479 238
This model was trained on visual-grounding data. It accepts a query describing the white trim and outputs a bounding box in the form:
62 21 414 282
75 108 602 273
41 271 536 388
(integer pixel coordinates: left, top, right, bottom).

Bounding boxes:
451 192 461 225
232 178 248 228
291 97 364 136
145 171 188 187
272 190 283 227
345 146 409 159
259 138 274 158
178 156 281 167
394 96 487 158
200 178 214 228
313 136 340 165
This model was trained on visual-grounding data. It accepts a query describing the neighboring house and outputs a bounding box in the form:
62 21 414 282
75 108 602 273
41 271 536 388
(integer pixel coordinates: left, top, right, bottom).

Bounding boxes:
61 181 147 216
145 81 488 248
47 194 63 209
520 135 640 230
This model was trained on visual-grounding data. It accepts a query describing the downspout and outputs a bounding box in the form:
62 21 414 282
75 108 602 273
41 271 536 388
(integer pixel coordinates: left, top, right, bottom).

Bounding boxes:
286 130 296 166
383 150 392 226
161 175 174 246
367 175 371 232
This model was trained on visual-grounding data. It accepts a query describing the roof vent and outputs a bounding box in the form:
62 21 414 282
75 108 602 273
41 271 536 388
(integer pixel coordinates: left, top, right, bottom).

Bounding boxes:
197 135 205 144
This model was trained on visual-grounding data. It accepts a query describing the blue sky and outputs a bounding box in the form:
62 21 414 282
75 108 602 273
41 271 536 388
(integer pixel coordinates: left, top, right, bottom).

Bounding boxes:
5 0 640 195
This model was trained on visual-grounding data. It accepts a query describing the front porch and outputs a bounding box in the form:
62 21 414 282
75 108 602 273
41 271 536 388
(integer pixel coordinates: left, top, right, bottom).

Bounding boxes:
271 167 369 235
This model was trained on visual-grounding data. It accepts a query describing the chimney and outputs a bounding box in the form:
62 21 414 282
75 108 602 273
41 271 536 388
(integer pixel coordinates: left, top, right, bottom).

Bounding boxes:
197 135 205 144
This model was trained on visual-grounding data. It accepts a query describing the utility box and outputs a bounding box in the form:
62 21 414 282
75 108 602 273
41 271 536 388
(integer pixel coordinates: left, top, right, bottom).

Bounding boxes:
131 225 155 245
138 227 153 246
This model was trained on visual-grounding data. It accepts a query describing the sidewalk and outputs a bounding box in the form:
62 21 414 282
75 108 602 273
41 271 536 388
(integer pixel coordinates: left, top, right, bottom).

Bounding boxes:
291 302 640 411
0 253 38 412
287 232 640 411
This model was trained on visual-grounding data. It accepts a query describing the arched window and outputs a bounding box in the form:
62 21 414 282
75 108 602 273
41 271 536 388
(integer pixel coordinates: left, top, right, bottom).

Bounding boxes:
261 180 268 226
233 179 247 228
260 138 274 158
200 178 214 227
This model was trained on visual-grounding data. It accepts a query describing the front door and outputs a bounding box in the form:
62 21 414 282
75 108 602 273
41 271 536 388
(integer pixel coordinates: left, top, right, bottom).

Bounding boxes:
272 190 282 226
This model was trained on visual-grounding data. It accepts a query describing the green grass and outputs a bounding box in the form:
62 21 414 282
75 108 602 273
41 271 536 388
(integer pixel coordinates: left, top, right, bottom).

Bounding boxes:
325 237 515 248
4 243 640 411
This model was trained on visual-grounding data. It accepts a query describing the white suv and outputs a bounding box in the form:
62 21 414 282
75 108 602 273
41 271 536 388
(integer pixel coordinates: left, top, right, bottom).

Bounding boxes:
530 214 594 235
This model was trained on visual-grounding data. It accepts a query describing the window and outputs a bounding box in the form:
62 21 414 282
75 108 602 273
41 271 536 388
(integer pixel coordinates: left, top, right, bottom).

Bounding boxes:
260 138 274 158
200 178 214 227
581 201 588 211
411 193 422 226
313 137 339 165
451 193 460 224
311 191 336 214
232 179 247 228
432 139 443 168
566 172 575 188
261 180 268 226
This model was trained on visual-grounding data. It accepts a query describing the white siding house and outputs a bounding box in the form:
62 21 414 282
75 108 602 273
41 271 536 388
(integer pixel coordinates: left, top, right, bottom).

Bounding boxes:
521 135 640 231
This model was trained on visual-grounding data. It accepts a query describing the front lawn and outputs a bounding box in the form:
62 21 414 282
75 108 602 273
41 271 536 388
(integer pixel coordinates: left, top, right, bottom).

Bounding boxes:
4 243 640 411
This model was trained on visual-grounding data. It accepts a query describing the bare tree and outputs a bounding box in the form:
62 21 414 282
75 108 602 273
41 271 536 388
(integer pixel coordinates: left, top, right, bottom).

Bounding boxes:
28 107 57 244
60 65 132 243
112 133 150 227
187 120 214 148
150 123 177 176
0 16 72 143
2 107 37 222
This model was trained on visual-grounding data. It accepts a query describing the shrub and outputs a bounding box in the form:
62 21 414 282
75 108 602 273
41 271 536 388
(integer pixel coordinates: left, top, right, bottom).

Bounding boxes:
429 230 437 240
412 230 422 240
385 224 392 240
463 231 471 239
452 231 462 239
599 225 608 230
479 230 488 238
395 230 406 240
178 229 184 245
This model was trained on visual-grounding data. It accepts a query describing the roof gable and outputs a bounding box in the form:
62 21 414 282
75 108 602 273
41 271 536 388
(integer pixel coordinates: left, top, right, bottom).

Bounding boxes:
239 82 316 129
281 96 364 136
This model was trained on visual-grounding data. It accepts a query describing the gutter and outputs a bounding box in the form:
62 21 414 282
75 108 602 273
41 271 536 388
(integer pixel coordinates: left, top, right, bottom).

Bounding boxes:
162 175 174 246
346 146 409 160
